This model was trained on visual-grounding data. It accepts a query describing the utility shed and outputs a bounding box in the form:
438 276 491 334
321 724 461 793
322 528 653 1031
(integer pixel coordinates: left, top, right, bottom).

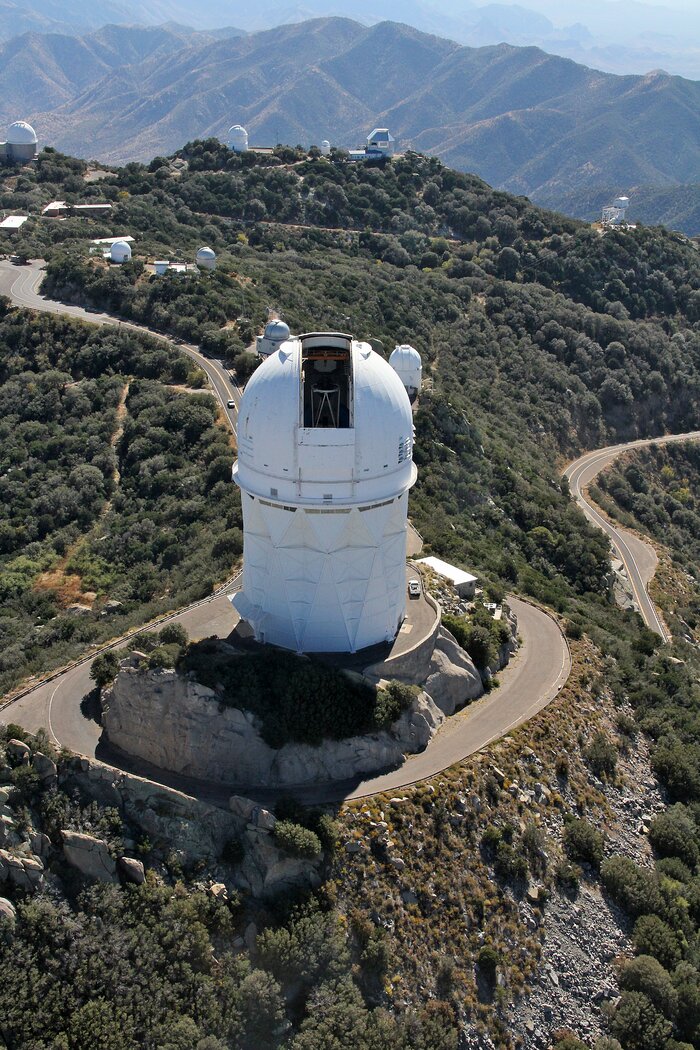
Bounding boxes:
0 215 28 230
416 556 478 598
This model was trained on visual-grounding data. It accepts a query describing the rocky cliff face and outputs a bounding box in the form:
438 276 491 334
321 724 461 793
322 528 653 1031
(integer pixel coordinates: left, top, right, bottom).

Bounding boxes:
102 611 519 789
103 672 445 788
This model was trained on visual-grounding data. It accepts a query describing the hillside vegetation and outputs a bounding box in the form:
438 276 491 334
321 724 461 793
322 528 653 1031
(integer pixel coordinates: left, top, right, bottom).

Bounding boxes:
1 145 700 1048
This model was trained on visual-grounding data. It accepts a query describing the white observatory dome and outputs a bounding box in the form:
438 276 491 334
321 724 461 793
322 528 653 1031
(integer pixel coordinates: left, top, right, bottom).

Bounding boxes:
389 344 422 397
7 120 37 145
256 318 291 358
232 332 417 653
196 245 216 270
110 240 132 263
229 125 249 152
320 140 331 156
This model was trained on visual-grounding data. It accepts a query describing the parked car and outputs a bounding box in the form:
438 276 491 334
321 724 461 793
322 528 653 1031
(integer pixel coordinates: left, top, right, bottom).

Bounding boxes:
227 399 235 408
408 579 421 598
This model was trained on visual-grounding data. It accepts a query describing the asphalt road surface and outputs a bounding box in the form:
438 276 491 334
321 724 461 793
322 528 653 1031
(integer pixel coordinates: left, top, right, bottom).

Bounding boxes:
0 261 573 803
565 432 700 640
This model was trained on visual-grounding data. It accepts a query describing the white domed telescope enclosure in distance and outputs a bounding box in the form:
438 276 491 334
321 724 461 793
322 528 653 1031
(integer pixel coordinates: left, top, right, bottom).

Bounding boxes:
256 318 291 358
232 331 417 653
196 246 216 270
110 240 132 264
1 121 38 163
320 140 331 156
389 344 422 401
228 125 249 152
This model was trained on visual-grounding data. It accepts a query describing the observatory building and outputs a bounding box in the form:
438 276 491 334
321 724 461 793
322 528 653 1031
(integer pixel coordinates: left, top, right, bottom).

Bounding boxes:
256 318 291 358
196 246 216 270
110 240 132 264
229 125 249 152
0 121 38 164
367 128 395 156
232 331 417 653
320 140 331 156
602 195 630 225
389 344 422 400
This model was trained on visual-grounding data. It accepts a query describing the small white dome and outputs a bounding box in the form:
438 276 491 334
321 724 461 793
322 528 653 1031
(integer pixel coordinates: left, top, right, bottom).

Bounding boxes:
264 319 290 342
7 120 37 145
196 245 216 269
110 240 132 263
229 124 249 152
389 343 422 394
320 140 331 156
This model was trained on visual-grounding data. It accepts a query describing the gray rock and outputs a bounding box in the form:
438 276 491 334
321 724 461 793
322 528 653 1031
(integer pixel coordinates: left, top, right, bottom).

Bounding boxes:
30 832 51 860
0 897 16 923
62 831 117 884
6 740 30 764
118 856 145 885
209 882 228 901
345 841 362 854
32 752 57 781
244 921 258 952
103 667 444 787
423 628 483 715
0 848 44 890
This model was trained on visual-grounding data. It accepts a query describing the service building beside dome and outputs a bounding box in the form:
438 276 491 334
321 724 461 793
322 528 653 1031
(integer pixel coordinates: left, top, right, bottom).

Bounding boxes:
232 331 418 654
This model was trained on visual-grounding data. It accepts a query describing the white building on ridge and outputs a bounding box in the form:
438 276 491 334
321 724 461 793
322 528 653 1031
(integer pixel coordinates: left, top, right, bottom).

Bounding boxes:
389 344 422 399
196 246 216 270
602 195 630 225
232 330 417 652
229 125 249 152
367 128 395 156
0 121 38 164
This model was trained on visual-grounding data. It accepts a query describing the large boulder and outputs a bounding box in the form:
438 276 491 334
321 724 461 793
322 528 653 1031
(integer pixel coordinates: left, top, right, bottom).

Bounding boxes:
0 897 16 924
423 627 484 715
0 848 44 891
118 857 145 885
61 831 117 884
6 739 30 765
32 752 57 784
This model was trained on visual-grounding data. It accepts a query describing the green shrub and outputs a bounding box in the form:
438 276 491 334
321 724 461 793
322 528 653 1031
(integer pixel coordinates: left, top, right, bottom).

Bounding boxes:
477 945 499 979
601 856 663 917
649 805 699 870
552 1034 587 1050
609 991 673 1050
563 817 604 867
273 821 322 859
222 836 245 865
373 680 418 729
618 955 678 1019
585 731 618 779
632 915 683 970
656 857 692 883
158 623 189 647
90 650 120 688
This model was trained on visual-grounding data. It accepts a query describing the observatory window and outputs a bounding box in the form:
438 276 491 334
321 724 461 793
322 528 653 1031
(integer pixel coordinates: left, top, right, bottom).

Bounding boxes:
301 341 352 428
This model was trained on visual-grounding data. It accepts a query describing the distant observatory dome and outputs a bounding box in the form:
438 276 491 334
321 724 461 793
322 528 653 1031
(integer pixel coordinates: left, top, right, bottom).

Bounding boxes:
232 331 416 653
7 121 37 145
110 240 132 263
256 318 291 358
320 140 331 156
389 344 422 398
229 125 249 152
196 245 216 270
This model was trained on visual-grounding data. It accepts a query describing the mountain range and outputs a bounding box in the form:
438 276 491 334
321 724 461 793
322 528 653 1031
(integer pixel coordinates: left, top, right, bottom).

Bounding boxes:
11 17 699 230
2 0 700 78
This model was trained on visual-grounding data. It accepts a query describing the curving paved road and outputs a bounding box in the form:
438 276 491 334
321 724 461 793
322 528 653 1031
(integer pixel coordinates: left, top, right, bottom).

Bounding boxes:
0 260 573 803
565 432 700 640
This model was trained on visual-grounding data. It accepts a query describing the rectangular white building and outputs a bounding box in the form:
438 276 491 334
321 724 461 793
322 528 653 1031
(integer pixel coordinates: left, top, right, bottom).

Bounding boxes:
416 556 478 598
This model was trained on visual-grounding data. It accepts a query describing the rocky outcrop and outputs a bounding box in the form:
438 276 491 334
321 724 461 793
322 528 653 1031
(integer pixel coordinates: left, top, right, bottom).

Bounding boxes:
0 848 44 891
424 627 484 715
118 857 145 884
64 758 321 899
103 668 444 787
0 896 16 923
61 830 118 884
